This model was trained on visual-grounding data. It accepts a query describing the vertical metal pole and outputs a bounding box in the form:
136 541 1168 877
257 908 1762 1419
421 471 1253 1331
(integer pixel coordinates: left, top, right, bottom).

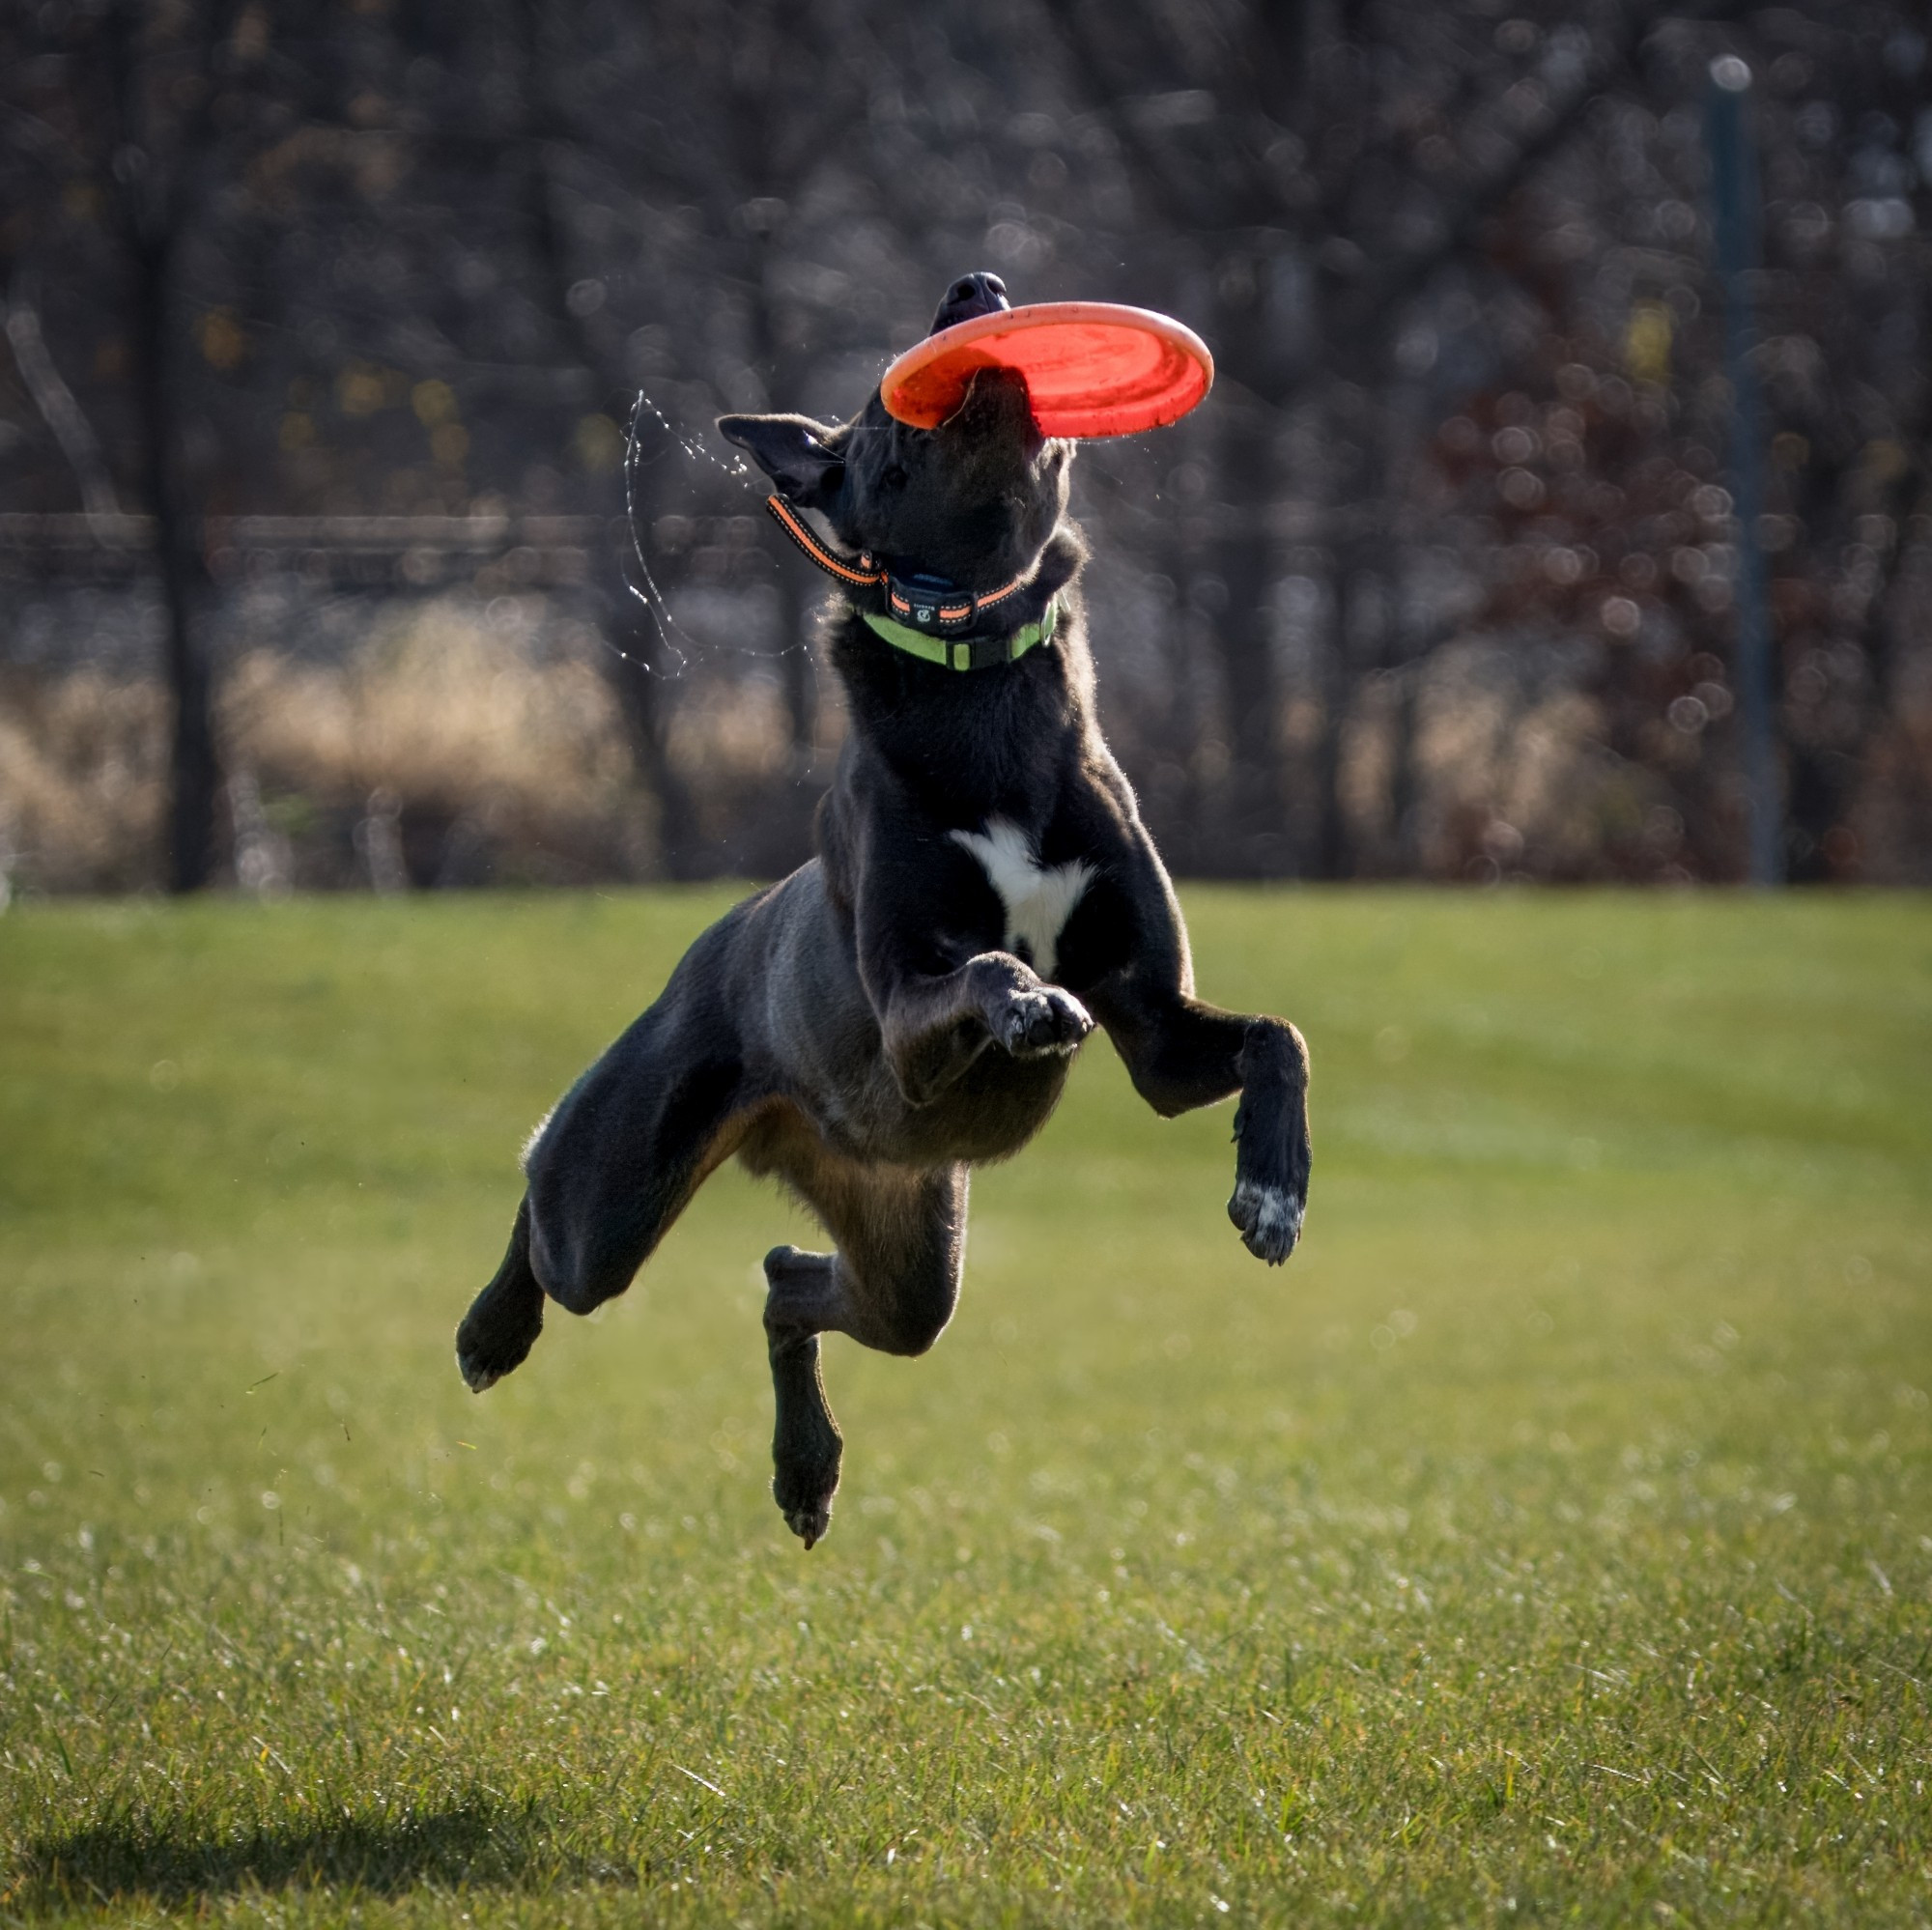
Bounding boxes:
1706 57 1781 886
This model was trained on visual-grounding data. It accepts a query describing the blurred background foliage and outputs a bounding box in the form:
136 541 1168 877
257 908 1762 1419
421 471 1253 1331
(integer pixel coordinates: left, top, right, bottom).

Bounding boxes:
1 0 1928 894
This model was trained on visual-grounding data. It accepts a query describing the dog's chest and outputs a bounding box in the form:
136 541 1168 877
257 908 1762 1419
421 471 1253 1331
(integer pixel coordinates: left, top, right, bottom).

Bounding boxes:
949 818 1094 980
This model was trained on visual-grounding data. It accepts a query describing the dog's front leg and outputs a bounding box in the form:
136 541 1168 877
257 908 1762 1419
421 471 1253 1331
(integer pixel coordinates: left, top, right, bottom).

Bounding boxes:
1225 1012 1314 1264
877 951 1093 1105
846 828 1094 1105
1092 976 1312 1265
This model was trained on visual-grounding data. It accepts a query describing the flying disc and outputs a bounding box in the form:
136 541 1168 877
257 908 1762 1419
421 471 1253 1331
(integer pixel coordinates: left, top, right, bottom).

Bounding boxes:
880 300 1214 439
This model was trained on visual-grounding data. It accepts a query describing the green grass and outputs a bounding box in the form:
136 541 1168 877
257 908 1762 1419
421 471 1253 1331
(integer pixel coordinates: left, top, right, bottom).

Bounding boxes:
2 888 1929 1927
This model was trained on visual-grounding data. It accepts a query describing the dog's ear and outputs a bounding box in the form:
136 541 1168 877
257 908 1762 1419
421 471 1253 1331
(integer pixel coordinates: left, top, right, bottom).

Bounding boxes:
717 413 846 510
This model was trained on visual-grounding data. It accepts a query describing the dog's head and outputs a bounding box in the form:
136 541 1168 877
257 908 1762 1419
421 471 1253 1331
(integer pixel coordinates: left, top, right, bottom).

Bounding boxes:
719 274 1073 593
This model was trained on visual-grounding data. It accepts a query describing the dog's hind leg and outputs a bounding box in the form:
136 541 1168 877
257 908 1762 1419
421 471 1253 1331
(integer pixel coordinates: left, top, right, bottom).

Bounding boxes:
746 1130 967 1547
456 908 762 1390
457 1196 546 1392
759 1278 842 1549
456 1057 757 1391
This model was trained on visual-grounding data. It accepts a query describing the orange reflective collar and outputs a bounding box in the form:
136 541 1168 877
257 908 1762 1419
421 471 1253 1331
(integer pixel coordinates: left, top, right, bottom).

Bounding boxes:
765 494 884 589
764 494 1035 640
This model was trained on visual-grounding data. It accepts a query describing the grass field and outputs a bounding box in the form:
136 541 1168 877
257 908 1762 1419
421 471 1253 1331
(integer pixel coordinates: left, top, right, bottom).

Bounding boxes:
1 887 1928 1926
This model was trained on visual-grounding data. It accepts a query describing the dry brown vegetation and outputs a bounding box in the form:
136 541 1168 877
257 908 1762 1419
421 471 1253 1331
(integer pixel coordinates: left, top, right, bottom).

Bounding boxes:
1 604 657 894
0 668 167 895
8 587 1931 894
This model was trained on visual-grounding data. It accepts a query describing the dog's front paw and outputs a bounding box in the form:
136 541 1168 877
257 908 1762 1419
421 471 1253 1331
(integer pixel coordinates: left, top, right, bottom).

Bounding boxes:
1228 1178 1305 1266
995 985 1094 1060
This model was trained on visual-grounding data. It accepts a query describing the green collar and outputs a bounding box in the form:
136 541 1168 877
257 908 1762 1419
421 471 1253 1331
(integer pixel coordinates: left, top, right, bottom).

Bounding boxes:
862 597 1060 671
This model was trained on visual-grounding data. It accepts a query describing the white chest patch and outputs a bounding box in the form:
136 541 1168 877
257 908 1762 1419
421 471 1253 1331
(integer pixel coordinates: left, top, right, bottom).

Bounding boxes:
950 817 1094 980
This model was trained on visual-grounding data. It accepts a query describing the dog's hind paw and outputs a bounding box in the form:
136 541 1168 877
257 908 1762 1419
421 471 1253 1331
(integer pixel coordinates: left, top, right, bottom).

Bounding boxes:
773 1461 839 1550
783 1496 833 1549
455 1303 543 1393
997 985 1093 1060
1228 1178 1305 1266
456 1336 525 1394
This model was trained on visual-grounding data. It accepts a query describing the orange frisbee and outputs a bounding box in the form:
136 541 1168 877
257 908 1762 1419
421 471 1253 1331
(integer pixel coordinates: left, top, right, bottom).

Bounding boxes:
880 300 1214 439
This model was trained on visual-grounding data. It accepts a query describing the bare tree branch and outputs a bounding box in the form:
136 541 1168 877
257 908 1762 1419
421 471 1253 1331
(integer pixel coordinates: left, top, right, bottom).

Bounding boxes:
3 279 123 520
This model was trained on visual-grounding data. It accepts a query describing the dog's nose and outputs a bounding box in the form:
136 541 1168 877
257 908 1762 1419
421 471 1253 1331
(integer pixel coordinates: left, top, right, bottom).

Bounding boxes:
930 271 1010 334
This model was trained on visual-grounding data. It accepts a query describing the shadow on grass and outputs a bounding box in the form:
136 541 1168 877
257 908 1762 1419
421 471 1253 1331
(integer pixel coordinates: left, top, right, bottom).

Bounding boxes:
14 1795 594 1911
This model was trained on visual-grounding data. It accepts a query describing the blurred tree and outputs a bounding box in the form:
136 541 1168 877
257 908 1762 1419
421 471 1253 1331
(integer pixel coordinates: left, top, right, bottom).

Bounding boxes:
102 0 241 892
2 0 238 889
1040 0 1763 874
1412 6 1930 880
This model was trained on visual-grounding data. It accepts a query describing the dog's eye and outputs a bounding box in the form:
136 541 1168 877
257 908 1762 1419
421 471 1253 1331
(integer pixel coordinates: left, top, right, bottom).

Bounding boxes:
882 465 908 491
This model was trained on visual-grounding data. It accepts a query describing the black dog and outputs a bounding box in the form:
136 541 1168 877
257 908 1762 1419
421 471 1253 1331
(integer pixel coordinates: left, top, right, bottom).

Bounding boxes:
457 273 1312 1547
